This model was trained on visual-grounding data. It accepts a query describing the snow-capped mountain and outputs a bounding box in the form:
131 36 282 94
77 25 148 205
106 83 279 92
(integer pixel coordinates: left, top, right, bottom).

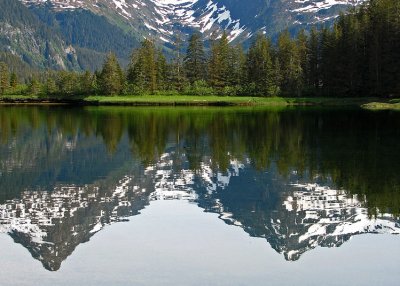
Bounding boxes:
1 0 367 70
21 0 367 43
21 0 249 43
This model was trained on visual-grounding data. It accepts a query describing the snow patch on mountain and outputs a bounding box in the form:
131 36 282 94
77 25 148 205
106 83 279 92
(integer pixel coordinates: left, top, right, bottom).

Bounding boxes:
21 0 248 42
149 0 247 41
290 0 367 23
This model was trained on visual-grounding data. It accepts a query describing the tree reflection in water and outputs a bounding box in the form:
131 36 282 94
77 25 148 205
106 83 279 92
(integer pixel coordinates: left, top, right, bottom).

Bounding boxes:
0 106 399 270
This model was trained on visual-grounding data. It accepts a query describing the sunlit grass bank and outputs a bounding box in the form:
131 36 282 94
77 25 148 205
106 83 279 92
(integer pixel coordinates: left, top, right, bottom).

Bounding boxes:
361 101 400 111
84 95 378 107
0 94 391 107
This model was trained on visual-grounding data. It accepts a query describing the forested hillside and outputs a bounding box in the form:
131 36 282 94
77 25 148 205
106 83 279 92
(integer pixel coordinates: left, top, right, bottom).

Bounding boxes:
30 4 140 63
0 0 398 98
0 0 140 73
0 0 78 70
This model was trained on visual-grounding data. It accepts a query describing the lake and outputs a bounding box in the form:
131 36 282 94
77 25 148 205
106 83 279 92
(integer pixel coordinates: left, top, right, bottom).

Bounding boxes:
0 106 399 285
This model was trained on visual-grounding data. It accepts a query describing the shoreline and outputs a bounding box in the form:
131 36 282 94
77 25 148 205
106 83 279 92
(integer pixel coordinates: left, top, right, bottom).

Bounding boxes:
0 95 397 108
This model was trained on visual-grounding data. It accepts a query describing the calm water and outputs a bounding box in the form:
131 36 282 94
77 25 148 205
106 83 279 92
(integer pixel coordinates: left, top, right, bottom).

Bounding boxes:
0 106 399 285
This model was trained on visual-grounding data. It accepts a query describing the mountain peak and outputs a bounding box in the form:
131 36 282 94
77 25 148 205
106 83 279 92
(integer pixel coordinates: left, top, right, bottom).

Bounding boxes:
20 0 367 44
2 0 367 70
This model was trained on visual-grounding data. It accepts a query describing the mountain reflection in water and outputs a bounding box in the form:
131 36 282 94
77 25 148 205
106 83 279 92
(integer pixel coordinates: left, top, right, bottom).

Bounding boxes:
0 106 399 271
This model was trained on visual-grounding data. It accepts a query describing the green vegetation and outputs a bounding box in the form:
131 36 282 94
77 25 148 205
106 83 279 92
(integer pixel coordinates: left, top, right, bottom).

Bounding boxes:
0 0 398 102
85 95 287 105
0 0 81 71
83 95 377 106
361 102 400 111
0 62 9 95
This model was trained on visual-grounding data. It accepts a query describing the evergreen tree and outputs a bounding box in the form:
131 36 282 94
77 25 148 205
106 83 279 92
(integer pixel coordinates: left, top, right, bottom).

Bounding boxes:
100 52 125 95
156 49 167 91
44 71 58 95
28 77 42 96
0 62 9 95
57 71 78 96
168 35 187 91
277 30 303 96
246 34 279 96
10 72 18 90
367 0 400 96
306 27 320 94
184 33 206 84
208 32 230 90
80 70 95 95
227 44 246 88
296 29 308 94
319 27 339 96
127 39 157 93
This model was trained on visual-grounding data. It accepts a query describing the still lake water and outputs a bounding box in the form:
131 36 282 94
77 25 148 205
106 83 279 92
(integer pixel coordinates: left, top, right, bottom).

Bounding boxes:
0 106 399 285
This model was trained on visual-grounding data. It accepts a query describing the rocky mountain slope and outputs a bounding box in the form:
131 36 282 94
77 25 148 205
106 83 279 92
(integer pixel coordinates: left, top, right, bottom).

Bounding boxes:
0 0 367 71
0 0 79 70
22 0 367 43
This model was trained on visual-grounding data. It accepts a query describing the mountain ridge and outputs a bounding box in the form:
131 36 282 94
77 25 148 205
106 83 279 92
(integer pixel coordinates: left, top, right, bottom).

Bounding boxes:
0 0 367 71
22 0 367 43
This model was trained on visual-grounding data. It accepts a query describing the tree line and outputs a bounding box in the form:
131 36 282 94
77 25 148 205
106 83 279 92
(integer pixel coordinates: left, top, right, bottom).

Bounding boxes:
0 0 398 98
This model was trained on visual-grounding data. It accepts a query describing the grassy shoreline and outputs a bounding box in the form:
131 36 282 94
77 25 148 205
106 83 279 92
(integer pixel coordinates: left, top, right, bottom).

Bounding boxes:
361 101 400 111
0 94 395 108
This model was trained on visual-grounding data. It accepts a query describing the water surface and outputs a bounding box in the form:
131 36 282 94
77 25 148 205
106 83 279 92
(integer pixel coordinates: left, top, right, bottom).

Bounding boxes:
0 106 399 285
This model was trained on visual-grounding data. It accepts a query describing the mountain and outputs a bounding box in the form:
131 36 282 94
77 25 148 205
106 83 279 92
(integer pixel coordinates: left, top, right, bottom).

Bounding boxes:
0 0 141 71
0 0 367 71
22 0 367 43
0 0 79 70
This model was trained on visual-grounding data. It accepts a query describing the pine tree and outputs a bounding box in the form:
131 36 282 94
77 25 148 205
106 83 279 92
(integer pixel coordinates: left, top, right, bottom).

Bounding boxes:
80 70 95 95
57 71 78 96
184 32 206 84
0 62 9 95
306 27 320 94
319 27 339 96
127 39 157 93
100 52 125 95
168 35 187 92
208 32 230 90
156 49 167 91
44 71 58 95
10 72 18 90
296 29 308 95
28 77 41 96
277 30 303 96
45 77 58 95
246 34 278 96
227 44 246 88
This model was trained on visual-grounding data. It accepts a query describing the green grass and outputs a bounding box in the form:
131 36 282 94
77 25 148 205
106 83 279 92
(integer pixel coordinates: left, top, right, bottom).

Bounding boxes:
0 94 40 100
0 94 72 105
361 102 400 111
85 95 288 106
1 93 392 108
84 95 378 106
